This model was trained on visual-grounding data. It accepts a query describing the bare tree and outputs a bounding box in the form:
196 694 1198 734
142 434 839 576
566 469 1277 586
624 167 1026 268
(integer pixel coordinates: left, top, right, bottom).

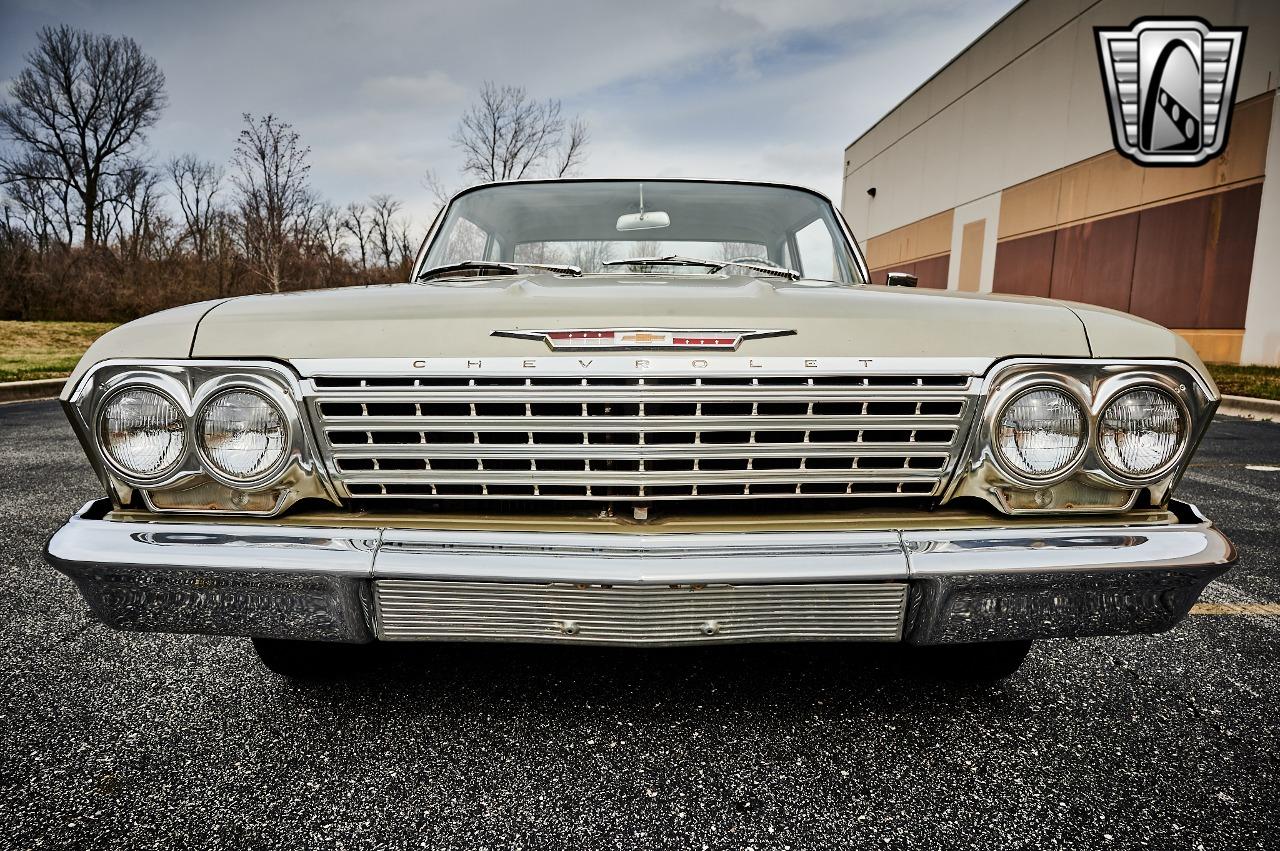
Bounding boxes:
2 154 67 253
554 117 590 177
342 202 370 270
231 113 313 292
396 219 417 271
422 169 453 212
0 25 167 248
451 82 589 183
313 203 345 259
167 154 223 261
96 160 163 259
368 194 402 269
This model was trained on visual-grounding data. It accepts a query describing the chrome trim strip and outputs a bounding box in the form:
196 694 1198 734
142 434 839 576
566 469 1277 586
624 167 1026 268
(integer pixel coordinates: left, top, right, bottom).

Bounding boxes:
292 357 997 376
490 327 798 352
317 414 964 432
902 524 1234 576
47 502 379 575
373 528 908 585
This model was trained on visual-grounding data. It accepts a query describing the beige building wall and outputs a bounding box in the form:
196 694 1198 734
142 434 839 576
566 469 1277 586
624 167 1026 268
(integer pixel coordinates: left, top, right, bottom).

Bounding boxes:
842 0 1280 365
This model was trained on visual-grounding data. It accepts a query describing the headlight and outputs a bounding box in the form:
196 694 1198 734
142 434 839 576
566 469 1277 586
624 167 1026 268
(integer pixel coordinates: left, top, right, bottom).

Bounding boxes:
1098 388 1184 478
196 389 288 482
994 387 1086 479
99 388 186 479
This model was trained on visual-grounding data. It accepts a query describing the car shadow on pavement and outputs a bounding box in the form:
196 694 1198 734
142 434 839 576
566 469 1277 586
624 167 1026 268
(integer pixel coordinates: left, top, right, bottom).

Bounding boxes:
264 641 1021 713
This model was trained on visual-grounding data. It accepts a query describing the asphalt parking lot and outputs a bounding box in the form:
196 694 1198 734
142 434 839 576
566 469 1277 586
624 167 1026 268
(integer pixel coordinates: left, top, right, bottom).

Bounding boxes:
1 398 1277 850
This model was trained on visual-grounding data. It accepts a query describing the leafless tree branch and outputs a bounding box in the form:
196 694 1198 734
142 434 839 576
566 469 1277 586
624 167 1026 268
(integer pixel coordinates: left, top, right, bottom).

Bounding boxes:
0 25 166 247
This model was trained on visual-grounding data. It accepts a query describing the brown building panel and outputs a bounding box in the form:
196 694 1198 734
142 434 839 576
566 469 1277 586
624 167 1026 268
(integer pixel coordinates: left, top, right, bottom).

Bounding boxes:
869 254 950 289
913 254 950 290
1048 213 1138 313
1129 183 1262 329
992 231 1055 297
1203 183 1264 328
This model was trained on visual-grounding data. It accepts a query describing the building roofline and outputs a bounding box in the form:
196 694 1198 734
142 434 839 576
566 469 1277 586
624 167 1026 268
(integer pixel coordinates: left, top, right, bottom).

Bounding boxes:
842 0 1033 154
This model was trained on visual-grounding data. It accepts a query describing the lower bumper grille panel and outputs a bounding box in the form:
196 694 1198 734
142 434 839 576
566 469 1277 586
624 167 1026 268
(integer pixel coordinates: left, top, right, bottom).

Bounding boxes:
373 580 908 644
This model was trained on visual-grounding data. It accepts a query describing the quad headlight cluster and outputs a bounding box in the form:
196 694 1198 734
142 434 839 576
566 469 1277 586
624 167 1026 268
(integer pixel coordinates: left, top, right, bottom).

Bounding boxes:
964 360 1213 513
98 385 290 486
993 384 1186 482
68 362 334 515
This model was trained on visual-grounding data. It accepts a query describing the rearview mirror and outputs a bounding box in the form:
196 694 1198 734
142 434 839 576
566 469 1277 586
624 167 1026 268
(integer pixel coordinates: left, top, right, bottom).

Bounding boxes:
616 211 670 231
886 272 918 288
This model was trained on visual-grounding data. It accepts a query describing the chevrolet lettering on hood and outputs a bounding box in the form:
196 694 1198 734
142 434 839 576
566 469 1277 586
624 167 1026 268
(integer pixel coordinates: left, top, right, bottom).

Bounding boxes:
44 177 1235 682
491 327 796 350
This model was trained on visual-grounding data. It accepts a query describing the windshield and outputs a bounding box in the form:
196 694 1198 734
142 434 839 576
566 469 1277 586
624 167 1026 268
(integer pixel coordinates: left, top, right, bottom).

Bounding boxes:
418 181 864 283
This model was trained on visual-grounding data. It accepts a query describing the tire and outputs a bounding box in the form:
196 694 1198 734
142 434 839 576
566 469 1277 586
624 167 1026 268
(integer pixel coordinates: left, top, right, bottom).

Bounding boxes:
912 640 1033 681
252 637 365 680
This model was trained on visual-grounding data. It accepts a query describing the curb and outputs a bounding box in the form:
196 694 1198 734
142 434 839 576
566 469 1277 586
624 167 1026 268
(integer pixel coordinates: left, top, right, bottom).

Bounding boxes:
1218 394 1280 423
0 378 66 405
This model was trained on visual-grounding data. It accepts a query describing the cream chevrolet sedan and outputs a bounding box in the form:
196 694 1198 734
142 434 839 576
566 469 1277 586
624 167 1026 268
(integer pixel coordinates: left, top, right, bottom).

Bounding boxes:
45 179 1234 679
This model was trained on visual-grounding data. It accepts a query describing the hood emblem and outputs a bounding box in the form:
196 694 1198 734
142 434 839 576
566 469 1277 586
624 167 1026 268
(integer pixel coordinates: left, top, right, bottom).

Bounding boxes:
492 328 796 351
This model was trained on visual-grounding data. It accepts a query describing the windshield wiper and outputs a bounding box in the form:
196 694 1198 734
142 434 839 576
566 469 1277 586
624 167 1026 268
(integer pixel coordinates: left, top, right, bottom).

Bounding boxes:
602 255 801 280
601 255 724 271
416 260 582 282
716 258 801 280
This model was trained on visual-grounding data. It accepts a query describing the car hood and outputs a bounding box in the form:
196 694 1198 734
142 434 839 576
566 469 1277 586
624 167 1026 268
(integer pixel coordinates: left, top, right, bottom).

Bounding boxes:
188 274 1096 361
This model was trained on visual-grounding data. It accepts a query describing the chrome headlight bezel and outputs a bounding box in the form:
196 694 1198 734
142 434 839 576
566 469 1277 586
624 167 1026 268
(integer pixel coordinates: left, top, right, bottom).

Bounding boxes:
989 382 1090 486
194 382 293 489
949 359 1215 514
95 380 190 486
66 360 338 516
1094 381 1190 484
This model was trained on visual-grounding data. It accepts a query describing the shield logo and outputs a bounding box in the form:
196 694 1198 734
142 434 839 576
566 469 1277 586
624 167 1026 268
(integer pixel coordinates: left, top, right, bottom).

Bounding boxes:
1095 18 1246 166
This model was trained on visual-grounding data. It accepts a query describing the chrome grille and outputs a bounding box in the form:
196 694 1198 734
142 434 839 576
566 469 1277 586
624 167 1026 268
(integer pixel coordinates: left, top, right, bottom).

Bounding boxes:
305 372 979 502
374 580 909 644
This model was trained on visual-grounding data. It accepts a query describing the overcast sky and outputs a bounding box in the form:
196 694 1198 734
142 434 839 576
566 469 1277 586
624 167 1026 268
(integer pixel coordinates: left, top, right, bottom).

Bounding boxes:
1 0 1017 230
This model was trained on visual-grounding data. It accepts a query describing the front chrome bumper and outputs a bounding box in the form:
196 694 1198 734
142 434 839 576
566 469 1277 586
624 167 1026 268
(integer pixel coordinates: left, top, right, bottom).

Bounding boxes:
44 500 1235 646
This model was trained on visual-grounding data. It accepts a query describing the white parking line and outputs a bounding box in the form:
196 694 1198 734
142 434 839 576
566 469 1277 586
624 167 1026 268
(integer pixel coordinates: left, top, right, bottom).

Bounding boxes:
1181 470 1280 504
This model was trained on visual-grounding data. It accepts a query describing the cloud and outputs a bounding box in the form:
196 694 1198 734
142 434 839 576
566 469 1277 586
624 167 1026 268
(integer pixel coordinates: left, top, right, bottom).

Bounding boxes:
0 0 1018 231
360 72 465 108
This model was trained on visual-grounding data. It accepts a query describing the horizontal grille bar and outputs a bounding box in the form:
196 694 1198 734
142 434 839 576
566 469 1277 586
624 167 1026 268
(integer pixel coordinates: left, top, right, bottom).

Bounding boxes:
306 371 979 503
329 443 952 460
347 481 938 500
318 375 972 390
320 416 964 431
374 580 909 644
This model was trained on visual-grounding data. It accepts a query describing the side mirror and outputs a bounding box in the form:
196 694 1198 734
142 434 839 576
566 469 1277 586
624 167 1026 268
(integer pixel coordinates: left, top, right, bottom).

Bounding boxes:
886 272 918 288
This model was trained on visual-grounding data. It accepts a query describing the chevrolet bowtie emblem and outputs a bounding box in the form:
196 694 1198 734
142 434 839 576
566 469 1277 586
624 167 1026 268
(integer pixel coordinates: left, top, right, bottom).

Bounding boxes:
491 328 796 351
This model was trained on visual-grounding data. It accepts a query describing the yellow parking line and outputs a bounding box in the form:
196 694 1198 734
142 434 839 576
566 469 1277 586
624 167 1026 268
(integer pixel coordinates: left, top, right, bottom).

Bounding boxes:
1190 603 1280 616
